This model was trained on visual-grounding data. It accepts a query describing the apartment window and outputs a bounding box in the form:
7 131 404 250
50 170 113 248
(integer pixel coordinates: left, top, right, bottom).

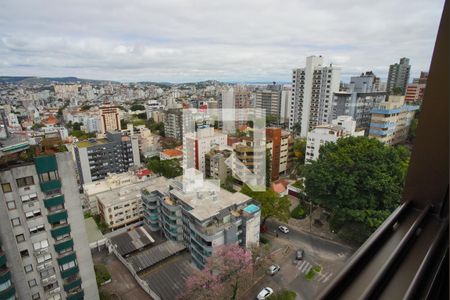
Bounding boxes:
39 171 58 182
29 224 45 235
25 209 42 219
11 217 21 227
20 249 29 257
28 279 37 288
36 253 51 264
24 264 33 273
16 234 25 243
33 239 49 251
1 183 12 193
0 279 11 292
32 293 40 300
21 193 38 203
16 176 34 188
40 267 55 278
6 200 16 210
55 233 70 241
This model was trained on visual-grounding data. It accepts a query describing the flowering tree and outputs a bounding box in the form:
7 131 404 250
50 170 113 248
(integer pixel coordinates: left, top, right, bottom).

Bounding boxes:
180 244 254 300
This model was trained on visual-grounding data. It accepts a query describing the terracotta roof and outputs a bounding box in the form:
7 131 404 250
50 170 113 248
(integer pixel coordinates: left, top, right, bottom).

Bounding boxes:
161 149 183 157
272 182 286 193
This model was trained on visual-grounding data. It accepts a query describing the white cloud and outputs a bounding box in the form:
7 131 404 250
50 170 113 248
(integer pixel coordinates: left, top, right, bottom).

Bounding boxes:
0 0 445 82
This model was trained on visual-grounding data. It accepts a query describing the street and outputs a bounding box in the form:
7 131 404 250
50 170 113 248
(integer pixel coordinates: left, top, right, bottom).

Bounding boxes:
242 220 354 300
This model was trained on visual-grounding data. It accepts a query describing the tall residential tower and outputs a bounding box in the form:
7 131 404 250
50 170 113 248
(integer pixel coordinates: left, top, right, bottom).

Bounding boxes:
289 56 341 137
386 57 411 94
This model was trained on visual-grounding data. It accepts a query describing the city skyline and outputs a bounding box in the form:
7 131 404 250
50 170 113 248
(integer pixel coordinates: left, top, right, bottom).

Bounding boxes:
0 0 445 82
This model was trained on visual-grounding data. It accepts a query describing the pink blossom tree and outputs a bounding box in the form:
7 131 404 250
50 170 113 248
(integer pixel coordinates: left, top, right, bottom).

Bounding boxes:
180 244 254 300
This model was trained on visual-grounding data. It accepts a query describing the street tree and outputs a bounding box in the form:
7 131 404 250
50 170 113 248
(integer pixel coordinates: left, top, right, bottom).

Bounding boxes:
180 244 253 300
241 185 291 226
302 136 410 244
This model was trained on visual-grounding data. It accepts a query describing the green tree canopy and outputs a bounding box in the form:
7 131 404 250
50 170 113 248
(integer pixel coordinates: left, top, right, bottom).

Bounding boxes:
302 136 410 244
241 185 290 226
147 157 182 178
130 104 145 111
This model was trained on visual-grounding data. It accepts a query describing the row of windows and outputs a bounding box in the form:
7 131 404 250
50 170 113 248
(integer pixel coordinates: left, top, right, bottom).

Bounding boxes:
1 175 35 193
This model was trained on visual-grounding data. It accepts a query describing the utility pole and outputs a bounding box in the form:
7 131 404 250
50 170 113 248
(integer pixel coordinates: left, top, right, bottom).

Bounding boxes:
309 200 312 233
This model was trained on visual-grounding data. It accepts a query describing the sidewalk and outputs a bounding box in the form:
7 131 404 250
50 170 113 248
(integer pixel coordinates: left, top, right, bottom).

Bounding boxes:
288 199 349 245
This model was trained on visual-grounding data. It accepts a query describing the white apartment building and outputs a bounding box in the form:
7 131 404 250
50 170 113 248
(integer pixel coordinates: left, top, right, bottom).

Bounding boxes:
290 56 341 137
305 116 364 162
184 125 227 175
96 177 167 230
83 170 155 214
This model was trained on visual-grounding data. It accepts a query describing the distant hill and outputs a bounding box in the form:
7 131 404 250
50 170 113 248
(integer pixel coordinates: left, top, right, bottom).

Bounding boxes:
0 76 118 84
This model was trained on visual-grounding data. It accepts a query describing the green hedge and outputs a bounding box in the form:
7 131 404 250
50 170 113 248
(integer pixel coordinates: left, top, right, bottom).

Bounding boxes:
291 202 310 219
95 264 111 287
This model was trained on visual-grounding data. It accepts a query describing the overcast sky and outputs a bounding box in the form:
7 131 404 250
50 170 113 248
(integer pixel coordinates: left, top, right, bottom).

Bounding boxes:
0 0 445 83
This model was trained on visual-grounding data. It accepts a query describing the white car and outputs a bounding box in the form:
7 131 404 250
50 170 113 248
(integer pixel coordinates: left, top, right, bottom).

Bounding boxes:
267 264 281 275
257 287 274 300
278 225 289 234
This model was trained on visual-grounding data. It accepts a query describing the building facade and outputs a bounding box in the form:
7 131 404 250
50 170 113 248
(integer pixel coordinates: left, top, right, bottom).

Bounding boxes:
290 56 341 137
405 72 428 103
266 128 293 181
255 84 282 125
332 91 387 134
386 57 411 94
141 172 260 268
0 153 98 300
99 104 121 134
205 148 232 182
74 132 140 185
164 109 183 140
305 116 364 162
349 71 382 93
369 96 419 145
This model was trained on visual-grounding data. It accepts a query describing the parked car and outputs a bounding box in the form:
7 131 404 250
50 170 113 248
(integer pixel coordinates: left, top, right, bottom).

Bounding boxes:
257 287 274 300
267 264 281 275
278 225 289 234
296 249 305 260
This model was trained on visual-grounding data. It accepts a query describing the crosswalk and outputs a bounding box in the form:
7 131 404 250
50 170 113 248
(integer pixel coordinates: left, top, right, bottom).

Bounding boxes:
296 260 333 283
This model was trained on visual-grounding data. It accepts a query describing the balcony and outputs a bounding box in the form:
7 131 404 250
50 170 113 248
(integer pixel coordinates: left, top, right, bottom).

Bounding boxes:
34 155 58 174
63 277 82 292
66 289 84 300
60 265 79 279
54 238 74 253
44 194 65 209
57 252 77 266
0 267 11 285
0 285 15 299
51 224 71 239
47 209 68 224
0 252 5 267
40 179 62 193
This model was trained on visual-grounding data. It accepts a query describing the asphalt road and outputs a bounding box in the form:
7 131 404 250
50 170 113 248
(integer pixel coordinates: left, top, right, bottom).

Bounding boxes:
242 220 355 300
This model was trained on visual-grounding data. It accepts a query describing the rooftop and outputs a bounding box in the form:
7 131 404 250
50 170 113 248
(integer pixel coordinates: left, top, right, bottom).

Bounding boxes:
76 138 108 148
109 226 154 256
96 176 168 207
170 178 252 221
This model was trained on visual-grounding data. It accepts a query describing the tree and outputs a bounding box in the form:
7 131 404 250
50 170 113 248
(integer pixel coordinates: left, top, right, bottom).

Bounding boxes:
266 148 272 188
80 104 93 111
94 264 111 288
408 118 418 141
266 114 278 125
391 87 404 95
268 290 297 300
291 122 301 136
130 104 145 111
292 138 307 175
302 136 410 244
180 244 253 300
147 157 182 178
72 122 82 131
241 185 291 226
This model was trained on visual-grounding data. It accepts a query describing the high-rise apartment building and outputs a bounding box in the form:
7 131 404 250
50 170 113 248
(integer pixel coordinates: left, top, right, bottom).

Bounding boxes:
255 84 282 125
279 86 291 126
184 124 227 175
99 104 121 134
369 96 419 145
405 71 428 103
266 128 293 181
332 91 387 134
164 109 183 140
74 132 140 185
221 86 252 133
386 58 411 94
0 151 98 300
349 71 382 93
290 56 341 137
205 148 232 182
